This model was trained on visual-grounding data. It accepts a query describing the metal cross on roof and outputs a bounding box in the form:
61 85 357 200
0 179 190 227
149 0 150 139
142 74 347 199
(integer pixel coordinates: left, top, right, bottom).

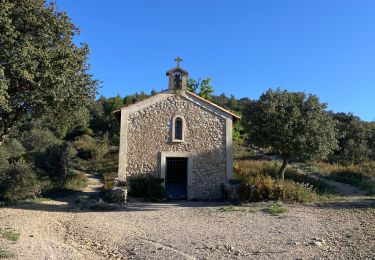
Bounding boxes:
174 56 183 67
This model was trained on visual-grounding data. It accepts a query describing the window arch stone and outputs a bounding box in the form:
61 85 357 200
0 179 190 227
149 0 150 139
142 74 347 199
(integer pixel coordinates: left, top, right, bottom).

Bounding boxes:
172 115 185 142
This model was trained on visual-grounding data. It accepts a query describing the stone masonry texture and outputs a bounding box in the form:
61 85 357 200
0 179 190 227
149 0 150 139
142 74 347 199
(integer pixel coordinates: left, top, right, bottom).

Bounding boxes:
125 94 227 199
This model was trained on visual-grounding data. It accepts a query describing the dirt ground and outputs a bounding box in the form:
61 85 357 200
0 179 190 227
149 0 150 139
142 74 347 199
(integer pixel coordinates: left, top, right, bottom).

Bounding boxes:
0 174 374 260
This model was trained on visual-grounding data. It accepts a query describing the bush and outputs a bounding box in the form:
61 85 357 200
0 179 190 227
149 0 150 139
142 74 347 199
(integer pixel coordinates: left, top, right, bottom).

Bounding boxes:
20 128 59 152
36 142 77 189
237 176 318 203
128 175 166 200
0 139 25 162
0 160 41 201
65 125 94 140
234 160 326 202
73 134 109 162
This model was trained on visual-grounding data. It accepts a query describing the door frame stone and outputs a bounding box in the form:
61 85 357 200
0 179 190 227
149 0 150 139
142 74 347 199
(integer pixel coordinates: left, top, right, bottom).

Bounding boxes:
161 152 193 199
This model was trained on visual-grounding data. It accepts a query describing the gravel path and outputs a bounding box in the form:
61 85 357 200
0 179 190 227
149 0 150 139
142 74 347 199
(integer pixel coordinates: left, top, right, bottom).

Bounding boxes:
0 174 374 259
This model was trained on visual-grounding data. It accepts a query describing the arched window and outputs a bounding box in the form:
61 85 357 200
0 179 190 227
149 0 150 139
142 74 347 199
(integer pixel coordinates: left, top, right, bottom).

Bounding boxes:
172 116 185 142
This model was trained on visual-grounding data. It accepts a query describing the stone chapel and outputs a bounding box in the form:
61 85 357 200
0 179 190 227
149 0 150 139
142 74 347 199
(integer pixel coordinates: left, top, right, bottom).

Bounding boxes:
114 58 240 200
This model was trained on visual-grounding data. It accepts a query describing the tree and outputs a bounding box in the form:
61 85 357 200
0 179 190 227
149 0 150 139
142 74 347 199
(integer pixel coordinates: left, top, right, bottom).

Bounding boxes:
187 77 214 100
39 142 77 189
187 78 199 93
243 89 338 180
329 112 372 163
0 0 98 144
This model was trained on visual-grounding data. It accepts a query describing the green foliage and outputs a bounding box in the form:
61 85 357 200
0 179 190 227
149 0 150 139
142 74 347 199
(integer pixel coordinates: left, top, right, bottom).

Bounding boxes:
0 160 41 201
233 143 256 160
211 94 252 115
64 172 88 191
0 0 98 142
233 121 244 144
73 134 109 162
20 128 59 152
187 77 214 100
329 112 373 163
65 125 94 141
311 162 375 193
128 175 167 200
37 142 77 189
243 88 338 178
0 138 25 163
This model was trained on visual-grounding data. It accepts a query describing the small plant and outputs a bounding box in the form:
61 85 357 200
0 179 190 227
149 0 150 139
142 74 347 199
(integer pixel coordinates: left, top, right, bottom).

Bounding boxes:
0 229 20 242
0 246 15 258
64 173 89 191
128 175 166 200
262 203 289 215
103 172 117 190
76 195 90 203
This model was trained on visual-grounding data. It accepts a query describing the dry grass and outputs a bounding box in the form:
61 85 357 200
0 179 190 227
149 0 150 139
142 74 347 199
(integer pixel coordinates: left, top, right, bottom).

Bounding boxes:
64 173 89 191
234 160 335 203
310 162 375 193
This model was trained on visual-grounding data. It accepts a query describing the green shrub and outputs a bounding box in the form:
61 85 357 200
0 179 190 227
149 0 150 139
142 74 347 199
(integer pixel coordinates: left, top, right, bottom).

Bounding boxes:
20 128 59 152
64 173 89 191
0 139 25 162
0 160 41 201
128 175 166 200
35 142 77 189
65 125 94 140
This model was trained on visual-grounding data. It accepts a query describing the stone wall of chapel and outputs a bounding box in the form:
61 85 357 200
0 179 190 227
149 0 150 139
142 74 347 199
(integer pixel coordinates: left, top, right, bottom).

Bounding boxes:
126 94 227 199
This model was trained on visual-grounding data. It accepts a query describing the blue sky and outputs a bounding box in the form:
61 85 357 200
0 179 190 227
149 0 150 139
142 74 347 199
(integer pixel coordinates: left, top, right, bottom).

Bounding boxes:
54 0 375 121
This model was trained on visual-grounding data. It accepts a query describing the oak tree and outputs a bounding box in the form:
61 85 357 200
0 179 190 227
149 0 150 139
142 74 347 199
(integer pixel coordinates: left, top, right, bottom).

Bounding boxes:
243 89 338 179
0 0 98 144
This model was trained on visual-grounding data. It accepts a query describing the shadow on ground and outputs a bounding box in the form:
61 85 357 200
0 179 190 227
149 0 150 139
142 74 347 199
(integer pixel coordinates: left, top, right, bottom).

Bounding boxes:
315 197 375 210
1 190 229 213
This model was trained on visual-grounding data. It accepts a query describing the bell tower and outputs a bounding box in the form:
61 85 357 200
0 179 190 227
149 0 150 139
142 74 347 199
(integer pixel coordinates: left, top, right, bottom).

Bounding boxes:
166 57 189 91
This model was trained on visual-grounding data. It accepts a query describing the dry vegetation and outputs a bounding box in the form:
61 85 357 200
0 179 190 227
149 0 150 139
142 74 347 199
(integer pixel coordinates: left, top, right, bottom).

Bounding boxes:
308 162 375 194
233 160 336 203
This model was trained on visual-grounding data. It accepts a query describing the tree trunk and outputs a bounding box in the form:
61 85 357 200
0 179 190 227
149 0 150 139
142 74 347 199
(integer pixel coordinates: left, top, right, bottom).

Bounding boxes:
278 157 289 181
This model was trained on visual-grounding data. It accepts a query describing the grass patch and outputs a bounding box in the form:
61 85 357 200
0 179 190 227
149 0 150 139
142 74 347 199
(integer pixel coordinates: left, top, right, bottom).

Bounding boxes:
64 173 89 191
76 195 91 203
0 247 15 259
218 204 260 213
219 205 242 212
0 229 20 242
262 203 289 215
308 162 375 194
233 144 256 160
0 197 50 207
